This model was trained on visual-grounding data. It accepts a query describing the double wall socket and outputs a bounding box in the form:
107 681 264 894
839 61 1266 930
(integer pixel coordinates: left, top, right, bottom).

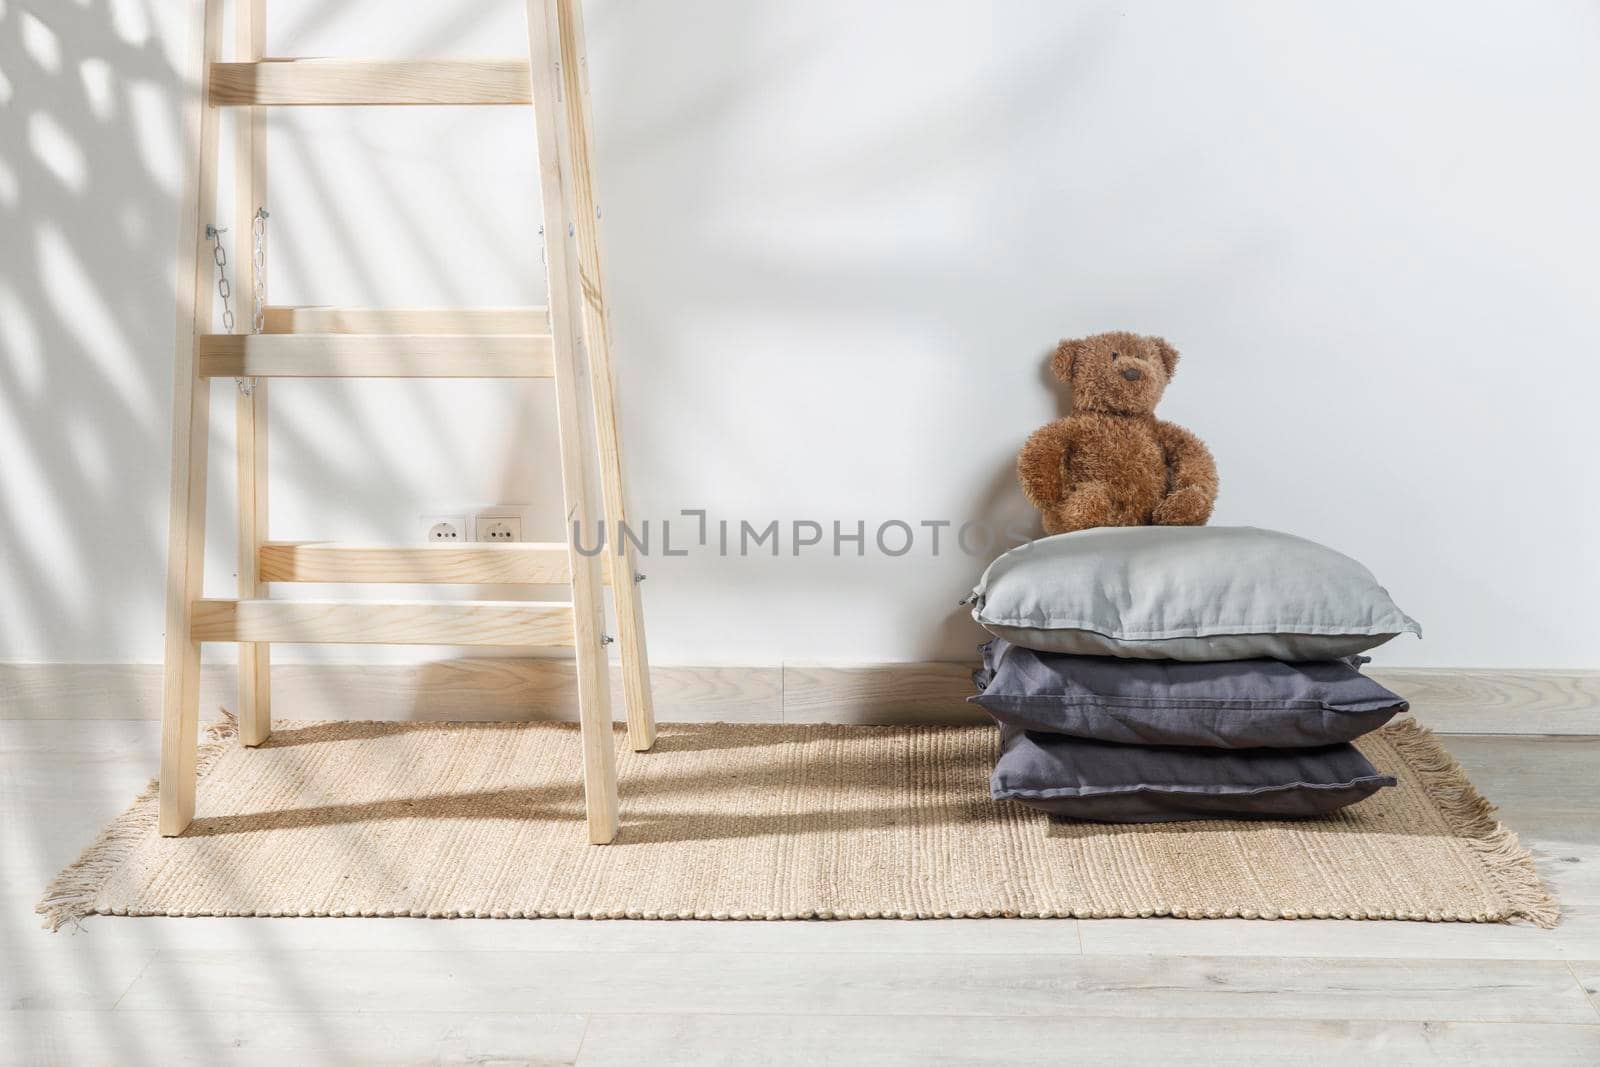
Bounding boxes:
420 509 527 544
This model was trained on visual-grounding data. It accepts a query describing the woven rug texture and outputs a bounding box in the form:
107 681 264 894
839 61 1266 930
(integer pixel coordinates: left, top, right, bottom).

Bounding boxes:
40 718 1557 928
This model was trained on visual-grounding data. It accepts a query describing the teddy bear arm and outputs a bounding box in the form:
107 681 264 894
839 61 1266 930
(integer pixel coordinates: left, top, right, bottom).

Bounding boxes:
1152 420 1219 525
1017 419 1080 511
1153 420 1217 493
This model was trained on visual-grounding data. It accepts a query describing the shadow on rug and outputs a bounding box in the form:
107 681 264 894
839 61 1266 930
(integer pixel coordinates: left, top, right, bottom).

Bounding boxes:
40 717 1558 929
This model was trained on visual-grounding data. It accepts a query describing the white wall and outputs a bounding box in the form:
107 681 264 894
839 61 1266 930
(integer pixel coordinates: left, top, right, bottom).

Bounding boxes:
3 0 1598 670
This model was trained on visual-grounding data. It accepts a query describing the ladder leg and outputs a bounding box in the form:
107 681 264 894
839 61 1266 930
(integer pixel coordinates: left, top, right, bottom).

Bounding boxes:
553 0 655 752
236 383 270 745
573 594 620 845
235 0 271 747
160 0 225 837
610 544 655 752
527 0 618 843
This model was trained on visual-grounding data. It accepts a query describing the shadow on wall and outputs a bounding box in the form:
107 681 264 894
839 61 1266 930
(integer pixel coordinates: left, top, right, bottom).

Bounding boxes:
0 0 185 662
1 9 475 1064
2 0 1128 671
587 2 1135 661
0 1 552 669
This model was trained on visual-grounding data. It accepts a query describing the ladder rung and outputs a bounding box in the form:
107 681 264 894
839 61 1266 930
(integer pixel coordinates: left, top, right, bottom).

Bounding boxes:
210 59 532 107
259 541 607 585
264 306 548 336
190 598 575 646
196 334 554 378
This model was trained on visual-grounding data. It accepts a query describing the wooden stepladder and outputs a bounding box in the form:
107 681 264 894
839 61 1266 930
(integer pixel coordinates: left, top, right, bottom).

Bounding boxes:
159 0 655 844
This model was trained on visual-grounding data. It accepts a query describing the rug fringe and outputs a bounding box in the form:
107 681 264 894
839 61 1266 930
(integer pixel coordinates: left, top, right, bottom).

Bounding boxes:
1382 718 1560 928
35 709 240 932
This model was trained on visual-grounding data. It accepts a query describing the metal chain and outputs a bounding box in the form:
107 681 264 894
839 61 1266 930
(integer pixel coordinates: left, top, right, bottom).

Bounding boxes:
251 208 269 335
205 225 235 334
236 208 270 396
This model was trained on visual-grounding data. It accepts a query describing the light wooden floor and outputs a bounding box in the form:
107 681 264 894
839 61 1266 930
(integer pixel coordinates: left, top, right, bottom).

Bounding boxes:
3 712 1599 1065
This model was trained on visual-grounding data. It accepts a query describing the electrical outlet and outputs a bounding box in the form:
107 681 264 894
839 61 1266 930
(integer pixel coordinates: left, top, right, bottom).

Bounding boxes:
421 514 468 543
476 512 523 543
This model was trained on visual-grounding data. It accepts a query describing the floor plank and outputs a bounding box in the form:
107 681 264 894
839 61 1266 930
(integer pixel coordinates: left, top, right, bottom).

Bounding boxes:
1422 735 1600 907
1494 811 1600 907
1078 908 1600 961
2 1010 587 1067
6 913 1083 956
2 797 152 896
574 1014 1600 1067
0 944 153 1012
1368 668 1600 736
110 950 1598 1023
1442 735 1600 812
1569 963 1600 1019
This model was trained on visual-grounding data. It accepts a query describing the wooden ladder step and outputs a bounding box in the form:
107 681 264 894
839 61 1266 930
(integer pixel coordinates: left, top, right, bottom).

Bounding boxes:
196 334 554 378
210 59 532 107
190 598 575 646
264 306 548 335
259 541 610 585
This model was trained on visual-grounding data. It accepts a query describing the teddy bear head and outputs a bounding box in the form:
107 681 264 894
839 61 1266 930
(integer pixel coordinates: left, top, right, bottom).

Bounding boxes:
1050 330 1179 416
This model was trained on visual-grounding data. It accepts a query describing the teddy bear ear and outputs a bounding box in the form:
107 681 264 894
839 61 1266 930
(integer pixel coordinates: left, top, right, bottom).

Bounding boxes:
1050 340 1084 382
1152 337 1180 377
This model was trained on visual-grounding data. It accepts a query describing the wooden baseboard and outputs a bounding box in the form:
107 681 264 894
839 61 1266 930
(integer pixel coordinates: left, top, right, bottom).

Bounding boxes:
2 661 1596 735
0 660 784 724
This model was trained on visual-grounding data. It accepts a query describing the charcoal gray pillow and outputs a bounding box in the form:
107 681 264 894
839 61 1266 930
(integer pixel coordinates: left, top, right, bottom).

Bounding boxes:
992 726 1395 823
972 639 1407 747
970 526 1420 661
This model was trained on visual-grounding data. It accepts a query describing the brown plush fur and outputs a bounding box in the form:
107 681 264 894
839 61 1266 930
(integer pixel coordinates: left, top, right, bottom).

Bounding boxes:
1018 331 1219 535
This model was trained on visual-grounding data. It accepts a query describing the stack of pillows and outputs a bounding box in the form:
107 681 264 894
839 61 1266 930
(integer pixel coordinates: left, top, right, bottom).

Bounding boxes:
968 526 1421 822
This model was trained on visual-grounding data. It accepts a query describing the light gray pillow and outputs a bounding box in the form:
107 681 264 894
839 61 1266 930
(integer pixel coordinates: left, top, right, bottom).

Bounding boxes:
992 726 1395 823
971 526 1420 661
973 639 1407 747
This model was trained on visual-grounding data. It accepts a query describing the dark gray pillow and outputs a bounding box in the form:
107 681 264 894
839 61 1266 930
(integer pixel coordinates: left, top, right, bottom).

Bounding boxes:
972 639 1407 748
970 526 1421 661
992 727 1395 823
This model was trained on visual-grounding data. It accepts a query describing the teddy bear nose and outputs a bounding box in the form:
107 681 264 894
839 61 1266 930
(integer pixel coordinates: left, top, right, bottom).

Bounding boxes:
1120 367 1143 382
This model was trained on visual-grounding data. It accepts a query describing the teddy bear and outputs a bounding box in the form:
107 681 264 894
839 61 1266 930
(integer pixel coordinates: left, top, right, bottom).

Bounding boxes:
1018 331 1218 536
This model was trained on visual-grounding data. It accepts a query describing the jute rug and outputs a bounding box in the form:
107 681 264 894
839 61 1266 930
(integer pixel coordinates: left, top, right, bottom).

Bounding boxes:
40 718 1557 929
